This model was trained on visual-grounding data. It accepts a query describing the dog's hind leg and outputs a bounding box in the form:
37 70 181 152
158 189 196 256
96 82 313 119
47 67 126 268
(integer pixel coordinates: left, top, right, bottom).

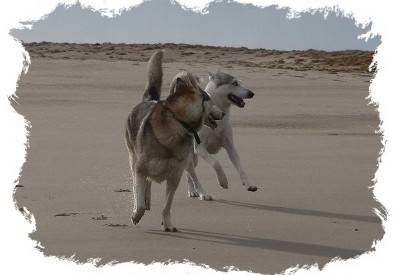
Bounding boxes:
161 179 180 232
186 171 198 198
186 160 213 201
186 153 207 199
186 153 198 197
131 173 148 225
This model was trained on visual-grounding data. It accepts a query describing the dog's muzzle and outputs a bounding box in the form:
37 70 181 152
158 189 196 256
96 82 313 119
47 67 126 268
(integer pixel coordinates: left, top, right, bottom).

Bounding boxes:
228 90 254 108
206 106 224 129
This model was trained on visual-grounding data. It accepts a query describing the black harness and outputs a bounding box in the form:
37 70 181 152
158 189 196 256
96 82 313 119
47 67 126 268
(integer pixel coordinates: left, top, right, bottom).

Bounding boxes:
166 90 210 145
172 115 201 144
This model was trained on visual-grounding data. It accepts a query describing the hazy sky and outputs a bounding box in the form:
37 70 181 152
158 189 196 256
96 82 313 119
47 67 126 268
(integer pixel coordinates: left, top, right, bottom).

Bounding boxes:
11 0 380 51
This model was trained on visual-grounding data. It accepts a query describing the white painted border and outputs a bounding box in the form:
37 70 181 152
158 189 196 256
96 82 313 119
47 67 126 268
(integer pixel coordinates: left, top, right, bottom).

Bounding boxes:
1 1 393 274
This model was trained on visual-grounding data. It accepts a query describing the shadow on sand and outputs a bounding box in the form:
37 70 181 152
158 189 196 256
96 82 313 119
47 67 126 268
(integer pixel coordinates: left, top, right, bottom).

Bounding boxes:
214 199 382 223
146 199 381 259
146 228 366 259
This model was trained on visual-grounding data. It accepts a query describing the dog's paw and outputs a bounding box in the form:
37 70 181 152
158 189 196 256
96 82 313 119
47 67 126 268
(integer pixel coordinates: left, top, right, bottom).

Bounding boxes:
199 193 213 201
246 185 258 192
188 190 199 198
162 222 178 232
131 210 145 225
217 171 229 189
218 178 229 189
164 226 178 232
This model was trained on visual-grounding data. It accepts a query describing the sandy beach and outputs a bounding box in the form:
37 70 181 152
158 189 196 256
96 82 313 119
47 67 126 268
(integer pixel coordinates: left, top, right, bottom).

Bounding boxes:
13 43 383 274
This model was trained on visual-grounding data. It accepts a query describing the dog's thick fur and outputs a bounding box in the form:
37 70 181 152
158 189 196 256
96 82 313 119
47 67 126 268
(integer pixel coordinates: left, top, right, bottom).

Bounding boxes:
125 51 223 231
184 70 258 200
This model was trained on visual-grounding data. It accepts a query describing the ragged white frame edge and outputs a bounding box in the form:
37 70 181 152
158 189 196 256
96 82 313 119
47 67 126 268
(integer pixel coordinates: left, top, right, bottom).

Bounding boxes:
1 0 394 274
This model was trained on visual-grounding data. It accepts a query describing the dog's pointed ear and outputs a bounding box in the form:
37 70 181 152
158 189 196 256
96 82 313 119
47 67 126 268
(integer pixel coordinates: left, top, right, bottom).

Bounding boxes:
195 76 204 84
175 77 187 90
185 77 195 90
167 78 186 103
208 71 216 81
176 77 195 93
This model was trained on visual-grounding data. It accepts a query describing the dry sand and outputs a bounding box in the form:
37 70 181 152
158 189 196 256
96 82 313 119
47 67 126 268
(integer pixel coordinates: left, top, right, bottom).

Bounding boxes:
13 43 383 274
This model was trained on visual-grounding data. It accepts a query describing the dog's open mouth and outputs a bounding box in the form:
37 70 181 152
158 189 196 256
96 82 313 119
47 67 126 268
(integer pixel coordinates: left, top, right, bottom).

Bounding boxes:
207 113 218 128
228 94 245 108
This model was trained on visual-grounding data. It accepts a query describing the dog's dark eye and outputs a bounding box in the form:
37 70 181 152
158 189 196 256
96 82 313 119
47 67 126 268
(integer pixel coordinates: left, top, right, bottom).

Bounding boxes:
232 81 238 86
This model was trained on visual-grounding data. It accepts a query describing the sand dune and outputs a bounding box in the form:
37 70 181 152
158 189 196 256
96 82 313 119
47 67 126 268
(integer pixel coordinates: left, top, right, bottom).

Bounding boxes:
24 42 375 73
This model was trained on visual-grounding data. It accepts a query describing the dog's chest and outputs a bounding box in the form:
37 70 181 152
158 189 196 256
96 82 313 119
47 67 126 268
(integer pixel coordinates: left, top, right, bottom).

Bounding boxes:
204 128 224 154
146 142 191 182
147 156 187 182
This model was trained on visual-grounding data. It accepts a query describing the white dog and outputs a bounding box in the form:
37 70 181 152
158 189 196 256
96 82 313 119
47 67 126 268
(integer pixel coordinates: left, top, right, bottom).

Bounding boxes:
184 70 258 200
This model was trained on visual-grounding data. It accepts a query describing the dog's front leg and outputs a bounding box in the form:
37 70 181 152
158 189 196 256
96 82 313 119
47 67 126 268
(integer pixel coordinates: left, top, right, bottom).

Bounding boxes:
223 138 258 192
161 178 180 232
131 173 149 224
195 144 229 189
145 181 152 211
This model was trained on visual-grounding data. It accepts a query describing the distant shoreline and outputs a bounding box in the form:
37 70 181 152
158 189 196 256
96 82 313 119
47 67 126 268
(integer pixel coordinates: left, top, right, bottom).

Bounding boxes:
22 42 376 74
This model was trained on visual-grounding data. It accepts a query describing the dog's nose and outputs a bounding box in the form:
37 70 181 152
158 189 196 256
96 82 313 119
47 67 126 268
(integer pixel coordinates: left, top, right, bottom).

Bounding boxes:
247 90 255 98
221 111 225 118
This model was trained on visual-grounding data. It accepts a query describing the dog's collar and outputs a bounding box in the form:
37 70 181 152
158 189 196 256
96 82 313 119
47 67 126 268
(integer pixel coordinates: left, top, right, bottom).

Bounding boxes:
173 116 201 144
165 107 201 144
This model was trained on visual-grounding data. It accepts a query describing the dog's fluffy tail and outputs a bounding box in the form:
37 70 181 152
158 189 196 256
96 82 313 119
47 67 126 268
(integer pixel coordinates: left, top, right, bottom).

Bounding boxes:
142 50 163 102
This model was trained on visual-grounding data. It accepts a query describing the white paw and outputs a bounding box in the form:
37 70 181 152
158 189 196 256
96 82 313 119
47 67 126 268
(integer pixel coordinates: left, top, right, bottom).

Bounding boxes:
199 193 213 201
188 190 199 198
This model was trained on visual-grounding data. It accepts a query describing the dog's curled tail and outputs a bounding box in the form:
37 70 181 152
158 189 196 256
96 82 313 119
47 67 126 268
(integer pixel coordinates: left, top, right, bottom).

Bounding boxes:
142 50 164 102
